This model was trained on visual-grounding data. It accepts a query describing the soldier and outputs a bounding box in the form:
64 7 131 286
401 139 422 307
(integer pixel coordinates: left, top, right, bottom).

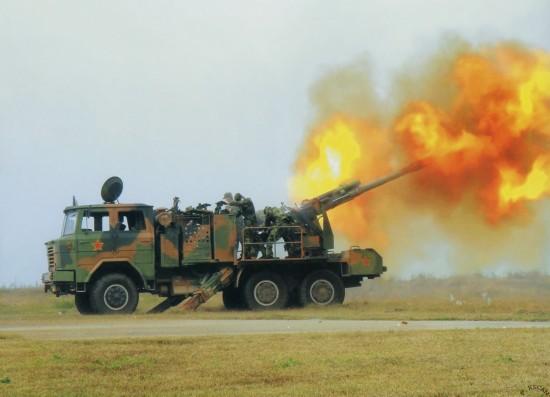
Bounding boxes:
263 206 284 258
221 192 235 214
232 193 257 226
264 208 300 258
219 192 244 255
232 193 263 258
214 200 225 214
255 208 266 226
281 213 301 257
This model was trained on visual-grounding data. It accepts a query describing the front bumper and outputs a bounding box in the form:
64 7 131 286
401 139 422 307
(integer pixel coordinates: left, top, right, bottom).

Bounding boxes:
42 271 75 294
42 272 53 284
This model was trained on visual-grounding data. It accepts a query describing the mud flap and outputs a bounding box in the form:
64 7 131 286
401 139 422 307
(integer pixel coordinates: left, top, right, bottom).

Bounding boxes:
179 267 234 311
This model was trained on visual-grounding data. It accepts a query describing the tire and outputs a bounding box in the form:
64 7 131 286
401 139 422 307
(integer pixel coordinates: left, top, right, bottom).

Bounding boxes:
298 270 345 307
75 293 95 315
243 271 288 310
222 286 244 310
89 273 139 314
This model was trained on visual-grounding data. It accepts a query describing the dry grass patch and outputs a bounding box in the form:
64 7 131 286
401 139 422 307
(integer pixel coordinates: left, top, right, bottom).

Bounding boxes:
1 273 549 323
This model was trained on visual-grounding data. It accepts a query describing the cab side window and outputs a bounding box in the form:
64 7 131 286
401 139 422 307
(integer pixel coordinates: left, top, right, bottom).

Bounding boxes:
118 211 146 232
81 212 110 232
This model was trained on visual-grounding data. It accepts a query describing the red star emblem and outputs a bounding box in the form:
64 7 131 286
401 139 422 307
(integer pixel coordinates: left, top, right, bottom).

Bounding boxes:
92 240 104 251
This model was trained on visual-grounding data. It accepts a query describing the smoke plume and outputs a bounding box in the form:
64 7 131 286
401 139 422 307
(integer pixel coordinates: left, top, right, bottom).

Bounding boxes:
290 39 550 275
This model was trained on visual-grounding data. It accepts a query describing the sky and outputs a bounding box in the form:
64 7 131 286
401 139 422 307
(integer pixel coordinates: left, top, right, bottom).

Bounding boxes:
1 0 549 285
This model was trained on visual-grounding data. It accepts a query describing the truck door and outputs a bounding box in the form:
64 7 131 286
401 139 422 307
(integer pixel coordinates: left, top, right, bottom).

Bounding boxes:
115 209 155 278
77 209 113 274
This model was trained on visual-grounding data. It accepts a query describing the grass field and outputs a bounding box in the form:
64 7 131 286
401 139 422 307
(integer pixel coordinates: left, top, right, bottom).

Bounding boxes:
1 274 549 396
1 273 549 323
1 329 549 396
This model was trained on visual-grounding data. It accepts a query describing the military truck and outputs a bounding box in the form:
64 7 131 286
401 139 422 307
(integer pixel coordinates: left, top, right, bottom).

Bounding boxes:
42 164 420 314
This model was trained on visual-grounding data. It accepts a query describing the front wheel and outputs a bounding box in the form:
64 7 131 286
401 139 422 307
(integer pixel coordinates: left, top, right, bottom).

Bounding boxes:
75 292 95 314
89 273 139 314
243 271 288 310
298 270 345 307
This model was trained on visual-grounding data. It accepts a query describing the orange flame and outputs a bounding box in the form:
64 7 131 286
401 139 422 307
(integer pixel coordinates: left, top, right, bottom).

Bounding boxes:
499 155 550 210
290 116 392 244
395 46 550 222
290 118 362 198
291 44 550 244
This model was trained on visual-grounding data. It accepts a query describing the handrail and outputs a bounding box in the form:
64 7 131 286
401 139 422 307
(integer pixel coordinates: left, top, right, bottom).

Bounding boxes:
241 225 304 260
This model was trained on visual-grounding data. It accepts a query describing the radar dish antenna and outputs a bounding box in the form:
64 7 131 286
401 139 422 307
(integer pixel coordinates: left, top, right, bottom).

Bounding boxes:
101 176 123 203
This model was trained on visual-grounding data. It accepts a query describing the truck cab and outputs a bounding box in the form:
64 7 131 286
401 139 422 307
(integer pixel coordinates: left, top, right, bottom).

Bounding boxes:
43 204 156 312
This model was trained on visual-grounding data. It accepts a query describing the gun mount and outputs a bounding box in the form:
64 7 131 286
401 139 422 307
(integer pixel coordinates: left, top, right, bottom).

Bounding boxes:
288 161 423 254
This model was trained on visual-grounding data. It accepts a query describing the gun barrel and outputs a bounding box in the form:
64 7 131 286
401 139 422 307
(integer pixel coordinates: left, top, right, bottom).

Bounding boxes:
358 161 423 193
321 161 424 211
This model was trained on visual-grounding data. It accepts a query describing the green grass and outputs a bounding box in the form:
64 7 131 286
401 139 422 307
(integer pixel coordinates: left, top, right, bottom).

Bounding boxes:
0 329 549 396
1 273 549 323
1 274 548 396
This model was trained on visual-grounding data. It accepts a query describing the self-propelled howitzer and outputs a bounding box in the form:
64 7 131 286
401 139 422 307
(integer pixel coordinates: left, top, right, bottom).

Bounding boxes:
42 163 422 315
289 161 423 254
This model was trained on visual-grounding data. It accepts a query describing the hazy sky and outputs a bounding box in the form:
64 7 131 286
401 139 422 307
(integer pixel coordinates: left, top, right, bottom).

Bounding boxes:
1 1 549 285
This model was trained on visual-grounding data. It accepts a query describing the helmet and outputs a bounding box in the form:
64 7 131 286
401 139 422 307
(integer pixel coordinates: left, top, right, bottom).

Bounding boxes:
234 193 243 201
223 192 233 203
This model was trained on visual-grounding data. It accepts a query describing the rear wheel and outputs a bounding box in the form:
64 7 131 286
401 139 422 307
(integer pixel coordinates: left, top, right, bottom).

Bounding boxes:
89 273 139 314
243 271 288 310
222 286 244 310
299 270 345 307
75 292 94 314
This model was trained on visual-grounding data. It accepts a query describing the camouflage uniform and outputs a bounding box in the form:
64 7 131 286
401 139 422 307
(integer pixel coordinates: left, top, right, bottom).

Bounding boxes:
232 193 257 227
264 206 284 258
231 193 263 258
281 213 302 257
264 208 301 258
217 192 243 255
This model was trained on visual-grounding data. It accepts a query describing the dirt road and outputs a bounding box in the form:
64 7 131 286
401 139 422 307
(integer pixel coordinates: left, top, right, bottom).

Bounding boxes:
1 319 549 340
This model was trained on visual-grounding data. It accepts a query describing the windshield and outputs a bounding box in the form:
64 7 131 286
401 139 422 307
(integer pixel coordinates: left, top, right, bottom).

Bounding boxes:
62 211 78 236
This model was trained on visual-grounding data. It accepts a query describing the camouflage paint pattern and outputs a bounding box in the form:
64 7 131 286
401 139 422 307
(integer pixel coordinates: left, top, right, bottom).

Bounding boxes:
182 224 212 261
339 248 385 276
213 214 237 262
75 205 155 280
44 204 156 293
171 276 201 295
159 226 180 268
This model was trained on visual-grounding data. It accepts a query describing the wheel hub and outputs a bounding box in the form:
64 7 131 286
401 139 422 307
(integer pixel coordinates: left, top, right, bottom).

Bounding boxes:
253 280 279 306
309 279 335 305
103 284 129 310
